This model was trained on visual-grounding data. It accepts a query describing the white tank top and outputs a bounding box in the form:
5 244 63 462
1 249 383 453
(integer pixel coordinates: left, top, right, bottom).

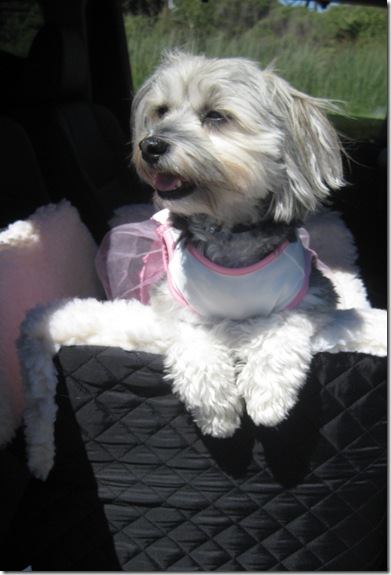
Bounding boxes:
155 210 314 321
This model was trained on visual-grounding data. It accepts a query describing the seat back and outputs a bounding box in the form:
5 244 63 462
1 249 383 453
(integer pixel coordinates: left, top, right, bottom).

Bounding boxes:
0 116 50 228
16 24 151 242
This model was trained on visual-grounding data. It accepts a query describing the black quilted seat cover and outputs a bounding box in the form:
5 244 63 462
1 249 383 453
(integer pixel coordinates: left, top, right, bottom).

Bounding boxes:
22 347 387 571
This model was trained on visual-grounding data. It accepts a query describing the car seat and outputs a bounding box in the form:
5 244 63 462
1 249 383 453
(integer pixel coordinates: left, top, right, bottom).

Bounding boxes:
13 23 152 242
0 116 50 228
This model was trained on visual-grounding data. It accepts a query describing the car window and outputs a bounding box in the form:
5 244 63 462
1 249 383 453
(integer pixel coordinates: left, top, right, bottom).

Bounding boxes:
123 0 387 126
0 0 44 57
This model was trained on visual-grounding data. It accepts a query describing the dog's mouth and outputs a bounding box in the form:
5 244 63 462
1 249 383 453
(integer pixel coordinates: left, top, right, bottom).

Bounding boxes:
153 173 196 201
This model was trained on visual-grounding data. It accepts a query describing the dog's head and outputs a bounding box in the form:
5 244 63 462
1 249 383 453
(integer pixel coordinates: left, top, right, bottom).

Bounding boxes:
132 51 344 225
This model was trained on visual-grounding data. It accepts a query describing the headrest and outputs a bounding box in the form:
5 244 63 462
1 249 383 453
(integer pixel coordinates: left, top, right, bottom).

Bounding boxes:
25 24 89 102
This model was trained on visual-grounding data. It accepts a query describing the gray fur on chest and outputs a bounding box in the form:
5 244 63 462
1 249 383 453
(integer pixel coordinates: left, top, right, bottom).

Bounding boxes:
170 213 299 268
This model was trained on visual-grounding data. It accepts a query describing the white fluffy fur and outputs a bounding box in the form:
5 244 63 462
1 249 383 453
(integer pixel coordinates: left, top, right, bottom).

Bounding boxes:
16 54 387 479
0 201 103 448
18 212 387 481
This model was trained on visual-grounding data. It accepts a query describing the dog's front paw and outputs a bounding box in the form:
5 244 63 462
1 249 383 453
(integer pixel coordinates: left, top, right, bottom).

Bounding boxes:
245 390 298 427
165 327 243 438
239 362 307 428
192 402 244 438
236 313 315 428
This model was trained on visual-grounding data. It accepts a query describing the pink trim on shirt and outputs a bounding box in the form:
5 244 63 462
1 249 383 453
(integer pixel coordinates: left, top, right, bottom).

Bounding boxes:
187 241 290 276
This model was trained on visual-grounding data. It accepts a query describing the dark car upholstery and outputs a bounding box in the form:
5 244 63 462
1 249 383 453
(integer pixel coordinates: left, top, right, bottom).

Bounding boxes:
7 23 151 241
0 116 50 228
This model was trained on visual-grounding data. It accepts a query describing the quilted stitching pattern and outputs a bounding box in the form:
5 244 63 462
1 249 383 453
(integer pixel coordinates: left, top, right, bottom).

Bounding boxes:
50 347 386 571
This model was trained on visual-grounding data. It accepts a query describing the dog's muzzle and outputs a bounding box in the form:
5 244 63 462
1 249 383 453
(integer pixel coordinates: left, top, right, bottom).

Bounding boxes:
139 136 196 201
139 137 169 165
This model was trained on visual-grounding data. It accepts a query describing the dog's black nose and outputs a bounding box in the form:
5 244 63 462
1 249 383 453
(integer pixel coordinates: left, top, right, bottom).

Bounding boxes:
139 137 169 164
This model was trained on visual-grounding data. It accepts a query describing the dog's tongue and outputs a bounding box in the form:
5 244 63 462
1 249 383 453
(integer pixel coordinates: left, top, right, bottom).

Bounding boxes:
154 174 182 192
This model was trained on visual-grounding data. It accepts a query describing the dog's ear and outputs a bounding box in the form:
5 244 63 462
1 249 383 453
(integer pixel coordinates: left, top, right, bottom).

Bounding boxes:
264 72 345 221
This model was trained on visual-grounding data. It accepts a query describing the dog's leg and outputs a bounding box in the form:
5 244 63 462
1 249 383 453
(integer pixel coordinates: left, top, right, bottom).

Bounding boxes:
235 311 316 427
164 322 243 438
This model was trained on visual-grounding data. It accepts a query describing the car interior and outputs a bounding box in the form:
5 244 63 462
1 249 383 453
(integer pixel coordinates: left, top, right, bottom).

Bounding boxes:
0 0 387 570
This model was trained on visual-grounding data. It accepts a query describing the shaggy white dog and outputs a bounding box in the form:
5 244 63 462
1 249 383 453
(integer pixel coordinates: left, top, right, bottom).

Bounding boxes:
17 52 387 478
121 51 344 436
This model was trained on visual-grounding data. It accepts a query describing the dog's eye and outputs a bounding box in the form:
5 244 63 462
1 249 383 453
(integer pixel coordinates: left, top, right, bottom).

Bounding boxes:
156 106 169 118
203 111 226 124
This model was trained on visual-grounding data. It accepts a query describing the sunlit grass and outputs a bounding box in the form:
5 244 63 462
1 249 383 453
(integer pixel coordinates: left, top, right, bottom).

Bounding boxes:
125 14 387 120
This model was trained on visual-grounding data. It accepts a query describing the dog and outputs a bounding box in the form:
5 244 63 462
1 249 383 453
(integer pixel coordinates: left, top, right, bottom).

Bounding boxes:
17 52 388 482
124 50 344 437
19 51 348 452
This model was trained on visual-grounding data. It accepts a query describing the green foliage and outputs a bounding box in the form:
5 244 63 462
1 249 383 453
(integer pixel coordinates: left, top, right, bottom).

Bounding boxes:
211 0 275 33
0 1 43 57
125 1 387 118
252 3 387 47
169 0 215 34
320 4 387 45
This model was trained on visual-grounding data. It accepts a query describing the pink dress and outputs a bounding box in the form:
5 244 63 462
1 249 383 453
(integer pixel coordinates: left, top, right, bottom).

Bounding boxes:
96 209 316 321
